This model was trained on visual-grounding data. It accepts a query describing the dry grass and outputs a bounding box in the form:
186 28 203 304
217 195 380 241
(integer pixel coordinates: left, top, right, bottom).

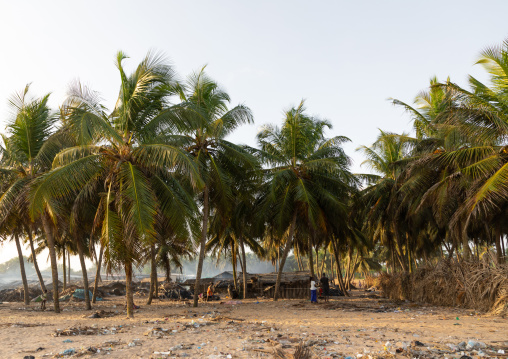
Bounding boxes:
272 343 313 359
377 256 508 316
364 275 376 288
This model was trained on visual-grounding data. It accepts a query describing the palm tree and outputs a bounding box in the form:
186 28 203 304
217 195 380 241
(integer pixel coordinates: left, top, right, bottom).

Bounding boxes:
163 68 257 307
207 211 264 297
433 40 508 263
0 213 30 304
207 169 263 298
389 73 499 264
0 85 71 310
30 51 200 317
390 76 452 140
157 229 194 283
356 130 417 271
257 100 356 300
145 210 194 304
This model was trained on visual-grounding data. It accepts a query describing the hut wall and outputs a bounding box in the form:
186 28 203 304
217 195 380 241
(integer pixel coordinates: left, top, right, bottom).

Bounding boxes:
263 281 310 299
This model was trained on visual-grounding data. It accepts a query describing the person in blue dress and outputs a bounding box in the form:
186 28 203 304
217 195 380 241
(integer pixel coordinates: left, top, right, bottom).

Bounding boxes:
310 277 317 303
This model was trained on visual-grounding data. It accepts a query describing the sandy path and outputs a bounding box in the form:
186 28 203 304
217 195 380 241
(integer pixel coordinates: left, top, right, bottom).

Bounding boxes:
1 291 507 358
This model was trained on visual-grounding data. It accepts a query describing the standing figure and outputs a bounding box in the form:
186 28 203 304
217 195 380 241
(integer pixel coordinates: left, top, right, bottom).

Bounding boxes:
41 289 48 311
206 284 213 302
320 273 330 302
310 277 317 303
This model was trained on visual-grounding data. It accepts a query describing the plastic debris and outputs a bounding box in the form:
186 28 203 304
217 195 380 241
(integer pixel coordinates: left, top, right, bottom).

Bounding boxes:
466 340 486 350
72 289 102 301
60 348 76 356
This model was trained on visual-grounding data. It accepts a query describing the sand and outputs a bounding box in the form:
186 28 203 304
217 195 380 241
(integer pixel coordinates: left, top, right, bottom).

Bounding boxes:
1 290 507 358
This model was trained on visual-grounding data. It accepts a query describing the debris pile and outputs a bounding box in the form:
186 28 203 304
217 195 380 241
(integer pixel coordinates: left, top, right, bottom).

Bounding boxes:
378 258 508 315
53 325 127 336
0 286 43 302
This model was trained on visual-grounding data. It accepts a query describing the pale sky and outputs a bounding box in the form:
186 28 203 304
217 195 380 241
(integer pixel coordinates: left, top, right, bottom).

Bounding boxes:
1 0 507 266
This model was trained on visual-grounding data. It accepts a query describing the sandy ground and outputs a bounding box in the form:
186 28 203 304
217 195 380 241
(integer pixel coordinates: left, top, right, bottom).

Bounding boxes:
1 290 507 359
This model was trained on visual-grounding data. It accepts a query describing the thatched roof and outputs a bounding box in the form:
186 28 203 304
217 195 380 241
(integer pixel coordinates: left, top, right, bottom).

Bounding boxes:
182 271 311 287
251 271 311 285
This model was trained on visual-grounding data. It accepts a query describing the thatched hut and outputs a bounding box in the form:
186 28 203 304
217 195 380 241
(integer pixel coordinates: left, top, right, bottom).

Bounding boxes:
181 271 312 299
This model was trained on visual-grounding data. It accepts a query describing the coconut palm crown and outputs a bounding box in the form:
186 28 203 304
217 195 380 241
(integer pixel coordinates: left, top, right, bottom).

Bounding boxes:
257 100 356 300
30 51 200 317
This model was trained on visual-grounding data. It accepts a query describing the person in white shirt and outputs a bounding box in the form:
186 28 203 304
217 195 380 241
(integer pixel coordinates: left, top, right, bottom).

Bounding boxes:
310 277 317 303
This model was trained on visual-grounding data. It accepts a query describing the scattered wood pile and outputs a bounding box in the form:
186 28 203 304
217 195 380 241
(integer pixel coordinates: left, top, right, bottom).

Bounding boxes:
378 257 508 316
0 279 152 302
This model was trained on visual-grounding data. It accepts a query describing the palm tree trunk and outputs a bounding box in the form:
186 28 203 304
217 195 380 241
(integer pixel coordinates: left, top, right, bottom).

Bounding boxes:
448 241 456 259
319 251 326 278
232 246 238 291
14 233 30 305
155 267 158 299
406 234 412 273
502 234 506 261
125 261 134 318
147 244 156 305
344 248 352 289
42 214 60 313
315 244 320 278
239 236 247 299
335 254 348 296
68 251 71 284
308 238 315 278
62 247 67 291
92 244 103 303
27 227 46 292
237 248 244 275
331 236 349 296
329 250 334 281
462 224 471 260
273 213 297 301
393 228 408 271
330 254 335 282
295 247 302 271
389 239 396 273
75 236 91 310
277 248 280 272
193 185 209 308
495 227 503 264
348 253 359 288
164 257 171 282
